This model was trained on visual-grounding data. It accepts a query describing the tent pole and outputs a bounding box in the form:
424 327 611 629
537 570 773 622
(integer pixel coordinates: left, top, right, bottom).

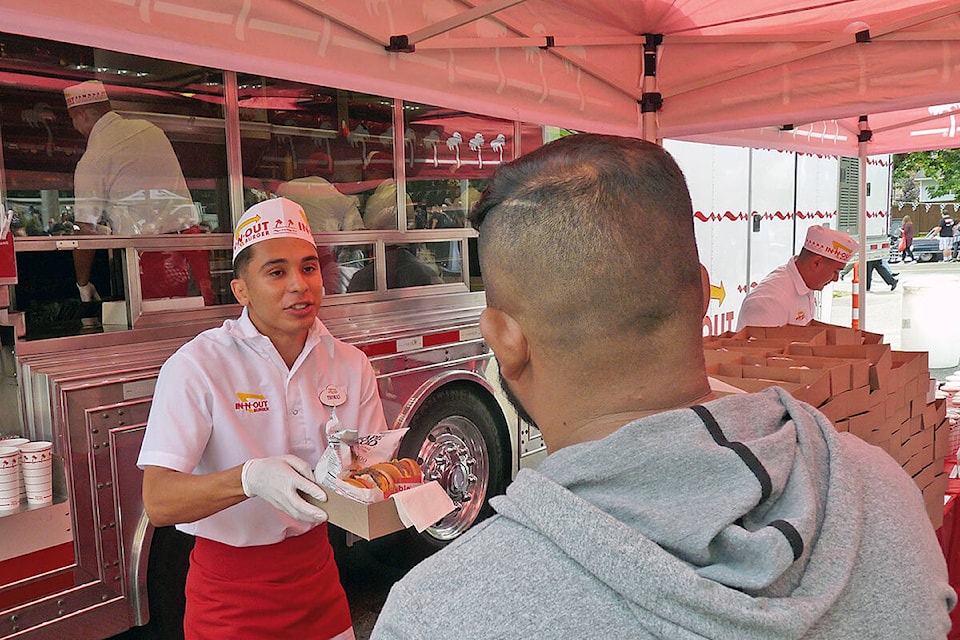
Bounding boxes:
641 34 662 143
857 115 871 327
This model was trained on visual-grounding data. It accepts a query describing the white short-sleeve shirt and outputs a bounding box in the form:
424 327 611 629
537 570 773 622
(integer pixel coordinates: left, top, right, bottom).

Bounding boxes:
74 111 196 234
137 309 388 546
736 257 815 330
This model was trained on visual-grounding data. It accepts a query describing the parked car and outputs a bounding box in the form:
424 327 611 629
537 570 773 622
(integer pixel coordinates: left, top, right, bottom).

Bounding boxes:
892 228 944 263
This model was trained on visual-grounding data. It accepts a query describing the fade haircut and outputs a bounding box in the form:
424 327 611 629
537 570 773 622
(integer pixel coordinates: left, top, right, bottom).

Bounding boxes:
233 244 255 279
469 134 703 356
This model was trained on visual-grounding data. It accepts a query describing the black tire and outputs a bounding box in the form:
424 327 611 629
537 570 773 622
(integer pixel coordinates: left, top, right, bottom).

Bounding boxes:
918 252 934 263
368 385 509 567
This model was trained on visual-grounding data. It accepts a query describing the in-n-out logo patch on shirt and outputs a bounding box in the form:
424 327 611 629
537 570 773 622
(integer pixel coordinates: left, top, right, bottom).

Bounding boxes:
795 311 806 323
235 392 270 413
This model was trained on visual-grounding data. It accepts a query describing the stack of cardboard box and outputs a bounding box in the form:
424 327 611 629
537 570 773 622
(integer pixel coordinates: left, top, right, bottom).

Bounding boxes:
704 323 950 529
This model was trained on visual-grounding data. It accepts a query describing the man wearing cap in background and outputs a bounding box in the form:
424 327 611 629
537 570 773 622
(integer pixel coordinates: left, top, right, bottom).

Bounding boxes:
736 225 858 330
138 197 387 639
63 80 211 320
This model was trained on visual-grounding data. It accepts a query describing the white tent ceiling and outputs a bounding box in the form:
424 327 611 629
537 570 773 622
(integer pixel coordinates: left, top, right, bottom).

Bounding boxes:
1 0 959 155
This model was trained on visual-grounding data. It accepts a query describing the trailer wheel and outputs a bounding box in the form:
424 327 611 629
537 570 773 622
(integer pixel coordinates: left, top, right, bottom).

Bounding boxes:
384 386 508 563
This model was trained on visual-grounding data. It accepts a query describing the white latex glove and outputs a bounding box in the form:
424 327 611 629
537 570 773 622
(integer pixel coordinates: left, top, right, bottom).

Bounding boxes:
241 454 328 522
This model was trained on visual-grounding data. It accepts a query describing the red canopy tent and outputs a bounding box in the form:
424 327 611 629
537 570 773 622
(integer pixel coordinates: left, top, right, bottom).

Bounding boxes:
0 0 957 154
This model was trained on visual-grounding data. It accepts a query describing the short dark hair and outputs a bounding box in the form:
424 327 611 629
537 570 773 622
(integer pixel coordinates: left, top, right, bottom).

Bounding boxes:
469 134 702 353
233 245 254 279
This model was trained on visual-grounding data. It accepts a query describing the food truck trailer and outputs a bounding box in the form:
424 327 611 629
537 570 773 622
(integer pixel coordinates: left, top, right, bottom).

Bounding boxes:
1 1 958 637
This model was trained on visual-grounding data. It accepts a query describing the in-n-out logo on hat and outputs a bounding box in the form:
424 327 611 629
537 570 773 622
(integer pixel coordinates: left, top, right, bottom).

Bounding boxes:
803 225 859 263
233 198 316 262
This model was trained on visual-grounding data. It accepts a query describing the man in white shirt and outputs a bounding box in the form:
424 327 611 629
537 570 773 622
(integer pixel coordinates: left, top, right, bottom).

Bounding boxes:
63 80 204 319
736 225 857 330
138 197 387 639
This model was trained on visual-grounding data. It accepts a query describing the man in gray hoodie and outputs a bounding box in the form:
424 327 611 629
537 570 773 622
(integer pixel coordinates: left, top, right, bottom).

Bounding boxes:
371 134 955 639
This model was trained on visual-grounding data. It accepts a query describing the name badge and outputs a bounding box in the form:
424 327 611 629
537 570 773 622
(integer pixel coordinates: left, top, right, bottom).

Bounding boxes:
320 385 347 407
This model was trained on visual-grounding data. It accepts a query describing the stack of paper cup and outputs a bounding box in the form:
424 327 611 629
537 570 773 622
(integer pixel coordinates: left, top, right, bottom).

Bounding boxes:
19 441 53 506
0 446 21 510
1 438 30 502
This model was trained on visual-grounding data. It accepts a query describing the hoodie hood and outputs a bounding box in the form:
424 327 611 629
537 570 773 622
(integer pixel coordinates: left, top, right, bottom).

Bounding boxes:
490 387 864 639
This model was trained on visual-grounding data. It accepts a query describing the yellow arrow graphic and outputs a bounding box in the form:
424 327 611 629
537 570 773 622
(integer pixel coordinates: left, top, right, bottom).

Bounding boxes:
710 281 726 306
234 214 262 238
236 392 266 403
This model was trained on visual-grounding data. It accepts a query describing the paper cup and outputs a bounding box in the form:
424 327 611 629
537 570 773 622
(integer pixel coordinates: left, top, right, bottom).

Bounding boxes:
0 446 20 509
19 441 52 506
2 439 30 499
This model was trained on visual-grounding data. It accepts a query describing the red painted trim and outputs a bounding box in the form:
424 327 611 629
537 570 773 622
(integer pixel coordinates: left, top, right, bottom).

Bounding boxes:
0 542 75 610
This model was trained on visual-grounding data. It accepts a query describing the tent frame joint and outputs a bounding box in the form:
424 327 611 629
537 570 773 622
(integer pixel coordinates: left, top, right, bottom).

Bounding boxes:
385 35 416 53
640 92 663 113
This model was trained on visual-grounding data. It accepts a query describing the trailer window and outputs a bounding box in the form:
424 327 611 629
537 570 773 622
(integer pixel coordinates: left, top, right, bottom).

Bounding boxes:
237 75 398 232
0 32 229 236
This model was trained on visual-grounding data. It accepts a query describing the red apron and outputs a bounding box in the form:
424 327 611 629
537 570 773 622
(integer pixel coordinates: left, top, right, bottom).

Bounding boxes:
184 523 353 640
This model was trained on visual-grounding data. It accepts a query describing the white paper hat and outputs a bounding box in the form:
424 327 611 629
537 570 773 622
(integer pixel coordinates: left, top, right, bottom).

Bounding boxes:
63 80 109 109
233 198 316 262
803 225 858 263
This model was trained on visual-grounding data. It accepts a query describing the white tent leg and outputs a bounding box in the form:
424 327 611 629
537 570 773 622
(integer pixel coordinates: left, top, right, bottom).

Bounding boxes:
857 115 870 326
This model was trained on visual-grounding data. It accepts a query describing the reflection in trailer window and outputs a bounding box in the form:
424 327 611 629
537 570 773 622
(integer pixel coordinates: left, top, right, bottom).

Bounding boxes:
1 32 229 234
236 75 395 232
0 30 550 339
0 31 232 337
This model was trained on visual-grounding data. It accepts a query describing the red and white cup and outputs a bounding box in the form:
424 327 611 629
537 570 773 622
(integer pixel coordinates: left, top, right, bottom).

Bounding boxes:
19 441 53 506
0 446 21 510
1 438 30 501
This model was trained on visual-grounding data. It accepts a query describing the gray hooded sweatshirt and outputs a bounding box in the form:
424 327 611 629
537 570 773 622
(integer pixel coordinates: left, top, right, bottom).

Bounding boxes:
372 388 955 639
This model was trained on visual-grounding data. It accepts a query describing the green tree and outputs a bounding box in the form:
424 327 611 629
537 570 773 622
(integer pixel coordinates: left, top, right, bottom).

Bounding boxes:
893 149 960 203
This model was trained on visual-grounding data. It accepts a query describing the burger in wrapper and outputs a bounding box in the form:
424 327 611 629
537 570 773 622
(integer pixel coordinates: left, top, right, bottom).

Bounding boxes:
314 427 422 502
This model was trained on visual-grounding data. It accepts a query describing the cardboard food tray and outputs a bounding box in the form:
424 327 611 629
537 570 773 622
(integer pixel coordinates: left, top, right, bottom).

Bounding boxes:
305 480 454 541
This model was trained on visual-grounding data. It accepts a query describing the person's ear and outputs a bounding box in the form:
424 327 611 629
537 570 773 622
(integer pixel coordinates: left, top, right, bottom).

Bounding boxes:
700 264 711 318
230 278 249 306
479 307 529 381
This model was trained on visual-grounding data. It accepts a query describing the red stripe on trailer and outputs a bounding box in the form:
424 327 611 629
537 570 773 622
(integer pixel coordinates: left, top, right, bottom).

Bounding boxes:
358 341 396 357
357 329 468 357
423 330 461 348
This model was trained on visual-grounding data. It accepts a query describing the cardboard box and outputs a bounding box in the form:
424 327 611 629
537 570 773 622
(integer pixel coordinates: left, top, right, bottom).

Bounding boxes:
708 363 831 407
702 348 745 369
817 385 872 423
923 398 948 431
307 481 454 541
900 429 934 466
903 446 935 477
823 324 865 346
847 410 888 445
734 325 829 346
934 419 953 459
743 354 854 396
787 344 891 391
892 351 929 382
888 431 902 461
318 488 406 540
708 375 805 397
704 337 789 355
